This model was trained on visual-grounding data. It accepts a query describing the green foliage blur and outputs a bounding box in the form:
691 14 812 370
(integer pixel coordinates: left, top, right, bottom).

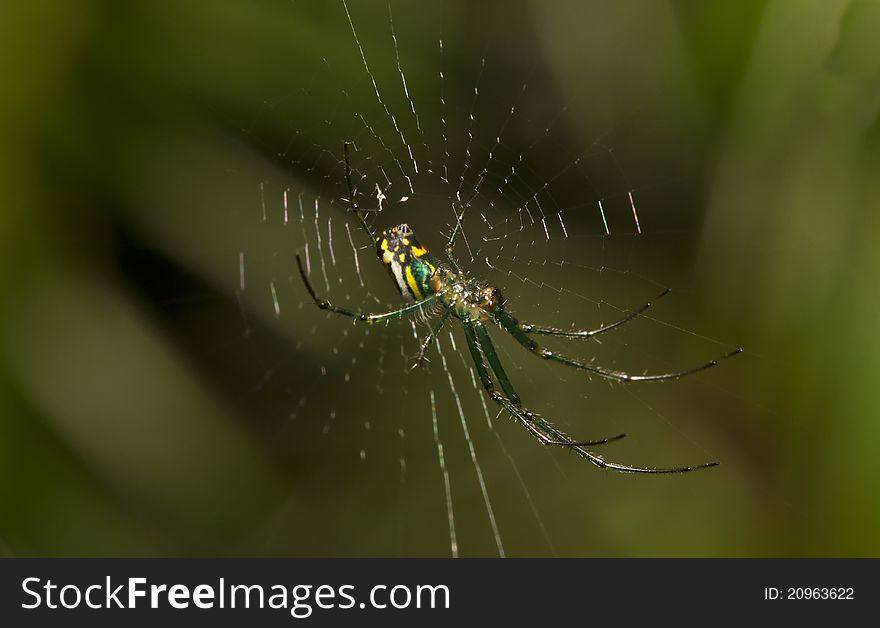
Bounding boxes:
1 0 878 557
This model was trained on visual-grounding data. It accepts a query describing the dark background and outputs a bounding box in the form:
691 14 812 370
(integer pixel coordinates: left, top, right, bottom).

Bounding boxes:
1 0 878 556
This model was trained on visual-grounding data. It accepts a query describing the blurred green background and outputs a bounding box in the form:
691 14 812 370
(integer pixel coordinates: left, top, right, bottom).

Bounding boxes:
1 0 879 557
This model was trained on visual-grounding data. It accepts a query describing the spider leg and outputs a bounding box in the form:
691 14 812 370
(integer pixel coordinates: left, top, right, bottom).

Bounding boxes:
445 223 465 273
342 141 380 247
412 305 454 369
445 248 464 274
497 392 715 473
462 322 626 449
444 169 487 272
495 305 742 383
297 253 439 322
464 322 715 472
445 205 466 258
521 288 670 340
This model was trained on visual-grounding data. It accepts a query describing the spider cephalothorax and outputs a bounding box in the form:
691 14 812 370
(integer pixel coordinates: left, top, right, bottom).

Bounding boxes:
377 224 505 324
437 273 505 323
296 141 742 474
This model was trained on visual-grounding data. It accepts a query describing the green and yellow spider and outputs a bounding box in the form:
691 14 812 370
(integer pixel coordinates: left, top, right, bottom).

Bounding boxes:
296 143 742 474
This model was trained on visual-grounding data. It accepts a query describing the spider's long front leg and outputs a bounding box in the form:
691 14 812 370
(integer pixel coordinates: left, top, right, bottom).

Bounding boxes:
462 322 625 449
521 288 671 340
463 322 714 473
297 254 439 322
495 305 742 383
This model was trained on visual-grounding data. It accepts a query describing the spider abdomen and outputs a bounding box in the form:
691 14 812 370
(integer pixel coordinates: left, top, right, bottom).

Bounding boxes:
375 224 439 302
375 224 504 323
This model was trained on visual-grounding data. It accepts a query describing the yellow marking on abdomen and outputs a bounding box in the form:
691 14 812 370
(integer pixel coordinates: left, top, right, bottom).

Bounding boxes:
404 265 424 301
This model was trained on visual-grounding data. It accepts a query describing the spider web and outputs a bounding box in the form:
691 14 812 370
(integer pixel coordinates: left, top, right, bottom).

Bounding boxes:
233 0 742 557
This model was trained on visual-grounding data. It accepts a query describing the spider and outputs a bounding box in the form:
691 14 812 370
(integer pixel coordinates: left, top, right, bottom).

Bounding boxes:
296 142 742 474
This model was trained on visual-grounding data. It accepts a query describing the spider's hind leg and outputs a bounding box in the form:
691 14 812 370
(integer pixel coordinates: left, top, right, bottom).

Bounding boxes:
297 253 440 322
341 141 381 247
